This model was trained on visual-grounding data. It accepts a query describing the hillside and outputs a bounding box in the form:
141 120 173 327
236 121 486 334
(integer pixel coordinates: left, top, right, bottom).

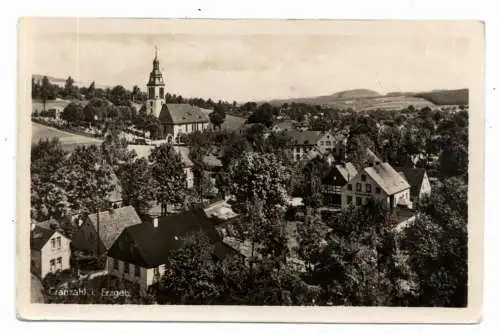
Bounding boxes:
414 89 468 105
267 89 381 106
32 74 110 90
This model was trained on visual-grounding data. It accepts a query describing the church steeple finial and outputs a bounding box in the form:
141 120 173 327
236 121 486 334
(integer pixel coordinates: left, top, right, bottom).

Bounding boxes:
154 46 158 59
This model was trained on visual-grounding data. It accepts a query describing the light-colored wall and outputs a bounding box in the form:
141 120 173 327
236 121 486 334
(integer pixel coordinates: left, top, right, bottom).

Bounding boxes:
40 231 71 278
106 257 166 294
146 98 164 118
419 173 432 199
184 167 194 189
169 122 208 143
340 171 411 209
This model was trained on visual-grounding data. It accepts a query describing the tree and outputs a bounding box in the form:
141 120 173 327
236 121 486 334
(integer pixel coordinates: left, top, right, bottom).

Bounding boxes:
149 144 187 215
247 103 276 127
208 104 226 130
403 177 468 307
310 199 407 306
131 85 142 103
296 213 325 273
87 81 96 99
228 151 289 217
300 156 330 209
116 158 155 216
108 85 131 106
156 232 220 305
101 120 136 167
61 102 85 125
40 76 55 111
64 76 79 99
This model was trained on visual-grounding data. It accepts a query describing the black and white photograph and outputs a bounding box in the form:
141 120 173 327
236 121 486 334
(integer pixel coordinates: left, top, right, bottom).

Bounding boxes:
17 18 484 322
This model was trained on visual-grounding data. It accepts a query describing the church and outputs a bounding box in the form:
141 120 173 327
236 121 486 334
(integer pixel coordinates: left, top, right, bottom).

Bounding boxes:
145 49 210 144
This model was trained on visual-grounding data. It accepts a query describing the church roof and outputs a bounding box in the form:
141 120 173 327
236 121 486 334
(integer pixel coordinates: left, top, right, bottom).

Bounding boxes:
159 103 210 124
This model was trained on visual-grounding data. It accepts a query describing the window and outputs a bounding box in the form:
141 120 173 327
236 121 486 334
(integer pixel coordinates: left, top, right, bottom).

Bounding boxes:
326 141 332 146
51 238 56 250
361 174 366 181
347 196 353 204
159 87 164 99
320 141 324 145
124 263 129 274
113 258 119 270
185 124 189 132
375 187 381 194
347 184 352 191
56 236 61 249
56 257 62 271
366 184 372 193
356 183 362 192
135 264 141 277
154 267 160 278
50 259 55 273
356 197 362 206
150 101 153 108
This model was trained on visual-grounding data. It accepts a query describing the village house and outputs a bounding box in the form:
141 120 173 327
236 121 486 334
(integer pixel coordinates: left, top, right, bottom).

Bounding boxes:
340 161 411 209
271 120 297 133
71 206 143 257
105 209 241 294
30 220 71 278
288 130 342 162
322 162 358 208
397 167 432 203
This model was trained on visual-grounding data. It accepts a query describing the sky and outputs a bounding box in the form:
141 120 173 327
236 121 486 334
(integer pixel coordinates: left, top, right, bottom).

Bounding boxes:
28 20 473 102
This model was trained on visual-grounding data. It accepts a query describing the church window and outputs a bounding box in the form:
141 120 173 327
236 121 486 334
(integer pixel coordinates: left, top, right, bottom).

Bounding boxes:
148 87 154 99
159 87 164 99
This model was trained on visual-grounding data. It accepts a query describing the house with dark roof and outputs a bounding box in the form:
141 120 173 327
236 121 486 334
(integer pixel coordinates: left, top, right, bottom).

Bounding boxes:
288 130 344 162
322 162 358 207
105 209 242 293
30 221 71 278
158 103 210 144
71 206 143 256
341 161 411 209
397 168 432 203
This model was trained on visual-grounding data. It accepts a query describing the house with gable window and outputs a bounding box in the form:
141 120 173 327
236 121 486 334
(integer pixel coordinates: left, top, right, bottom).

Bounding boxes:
322 162 358 208
341 161 411 209
289 130 343 162
30 220 71 278
105 209 241 294
71 205 143 257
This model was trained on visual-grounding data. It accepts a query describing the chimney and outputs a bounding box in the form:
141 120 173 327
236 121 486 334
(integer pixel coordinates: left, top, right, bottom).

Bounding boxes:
153 217 159 228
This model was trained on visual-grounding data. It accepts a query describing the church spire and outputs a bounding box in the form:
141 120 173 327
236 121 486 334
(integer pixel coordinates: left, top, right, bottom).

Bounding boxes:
153 46 160 69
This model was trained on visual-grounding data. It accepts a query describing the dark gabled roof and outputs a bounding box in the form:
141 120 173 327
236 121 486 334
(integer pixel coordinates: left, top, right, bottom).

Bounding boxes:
30 225 56 251
397 168 427 198
364 162 411 196
87 205 143 250
158 103 210 124
288 130 324 146
107 209 224 268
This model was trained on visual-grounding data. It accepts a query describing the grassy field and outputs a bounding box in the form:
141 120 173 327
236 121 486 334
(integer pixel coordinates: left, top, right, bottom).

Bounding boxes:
32 122 102 151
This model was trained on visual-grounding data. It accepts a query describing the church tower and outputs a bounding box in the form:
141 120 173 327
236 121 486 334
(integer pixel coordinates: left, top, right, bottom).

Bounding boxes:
146 47 165 117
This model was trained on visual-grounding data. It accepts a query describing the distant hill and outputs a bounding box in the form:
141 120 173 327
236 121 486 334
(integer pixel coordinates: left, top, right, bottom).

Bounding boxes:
263 88 469 111
267 89 381 106
413 89 468 105
32 74 110 90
